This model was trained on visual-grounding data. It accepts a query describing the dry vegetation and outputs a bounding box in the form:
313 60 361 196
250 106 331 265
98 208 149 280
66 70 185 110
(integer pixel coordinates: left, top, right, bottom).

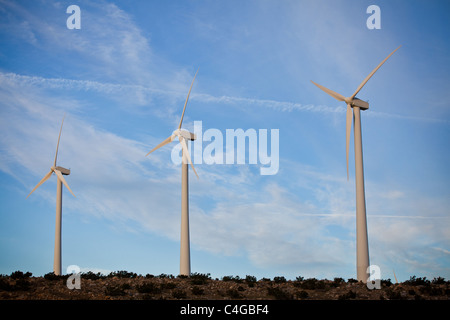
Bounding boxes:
1 271 449 300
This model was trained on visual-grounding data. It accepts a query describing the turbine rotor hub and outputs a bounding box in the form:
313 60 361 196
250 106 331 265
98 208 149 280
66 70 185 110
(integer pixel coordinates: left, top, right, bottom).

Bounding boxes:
351 98 369 110
172 129 196 141
52 166 71 175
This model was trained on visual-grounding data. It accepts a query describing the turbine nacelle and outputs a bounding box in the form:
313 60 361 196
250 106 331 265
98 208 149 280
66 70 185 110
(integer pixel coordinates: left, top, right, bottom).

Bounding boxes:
350 98 369 110
343 96 369 110
53 166 70 175
172 129 197 142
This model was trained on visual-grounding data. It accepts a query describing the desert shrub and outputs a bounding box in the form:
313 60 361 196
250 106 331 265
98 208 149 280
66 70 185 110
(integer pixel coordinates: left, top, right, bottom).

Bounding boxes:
0 278 12 291
136 282 161 294
414 294 425 300
105 284 127 296
293 276 304 287
245 275 257 287
107 270 137 278
44 272 68 281
82 271 106 280
2 278 31 291
222 275 232 281
300 278 325 290
0 278 31 291
273 276 287 284
299 278 315 289
404 276 430 286
316 280 326 289
191 286 204 295
172 289 187 299
190 272 211 285
381 278 393 287
432 277 446 284
267 287 293 300
16 279 31 291
332 277 345 287
161 282 177 290
385 288 405 300
11 271 32 279
44 272 57 280
297 290 309 299
338 290 356 300
222 275 242 283
121 283 131 290
226 288 242 299
419 286 443 296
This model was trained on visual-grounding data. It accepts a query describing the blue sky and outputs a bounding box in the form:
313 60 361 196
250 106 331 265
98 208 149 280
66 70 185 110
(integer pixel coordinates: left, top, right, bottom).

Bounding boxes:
0 0 449 282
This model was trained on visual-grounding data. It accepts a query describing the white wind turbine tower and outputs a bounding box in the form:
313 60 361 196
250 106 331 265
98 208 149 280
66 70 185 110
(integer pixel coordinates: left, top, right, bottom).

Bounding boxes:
311 46 400 282
27 114 76 275
146 68 199 276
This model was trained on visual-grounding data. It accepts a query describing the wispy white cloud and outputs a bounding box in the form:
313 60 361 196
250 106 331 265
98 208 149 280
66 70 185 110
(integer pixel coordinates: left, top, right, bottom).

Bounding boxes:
433 247 450 256
3 72 447 125
0 0 194 94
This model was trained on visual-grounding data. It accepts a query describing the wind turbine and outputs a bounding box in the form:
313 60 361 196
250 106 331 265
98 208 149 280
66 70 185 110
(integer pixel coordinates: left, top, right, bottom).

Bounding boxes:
311 46 400 282
27 114 75 275
146 68 199 276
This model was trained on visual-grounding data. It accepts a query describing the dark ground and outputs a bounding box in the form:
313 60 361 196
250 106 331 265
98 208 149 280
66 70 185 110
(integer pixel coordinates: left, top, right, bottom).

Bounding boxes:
1 271 449 300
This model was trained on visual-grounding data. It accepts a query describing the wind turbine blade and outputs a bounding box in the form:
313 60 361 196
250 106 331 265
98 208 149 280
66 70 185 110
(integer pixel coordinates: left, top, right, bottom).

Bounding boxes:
178 68 199 129
145 136 173 157
311 80 346 101
180 137 199 179
26 170 53 198
351 46 401 99
346 104 352 181
54 114 66 167
54 169 76 197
